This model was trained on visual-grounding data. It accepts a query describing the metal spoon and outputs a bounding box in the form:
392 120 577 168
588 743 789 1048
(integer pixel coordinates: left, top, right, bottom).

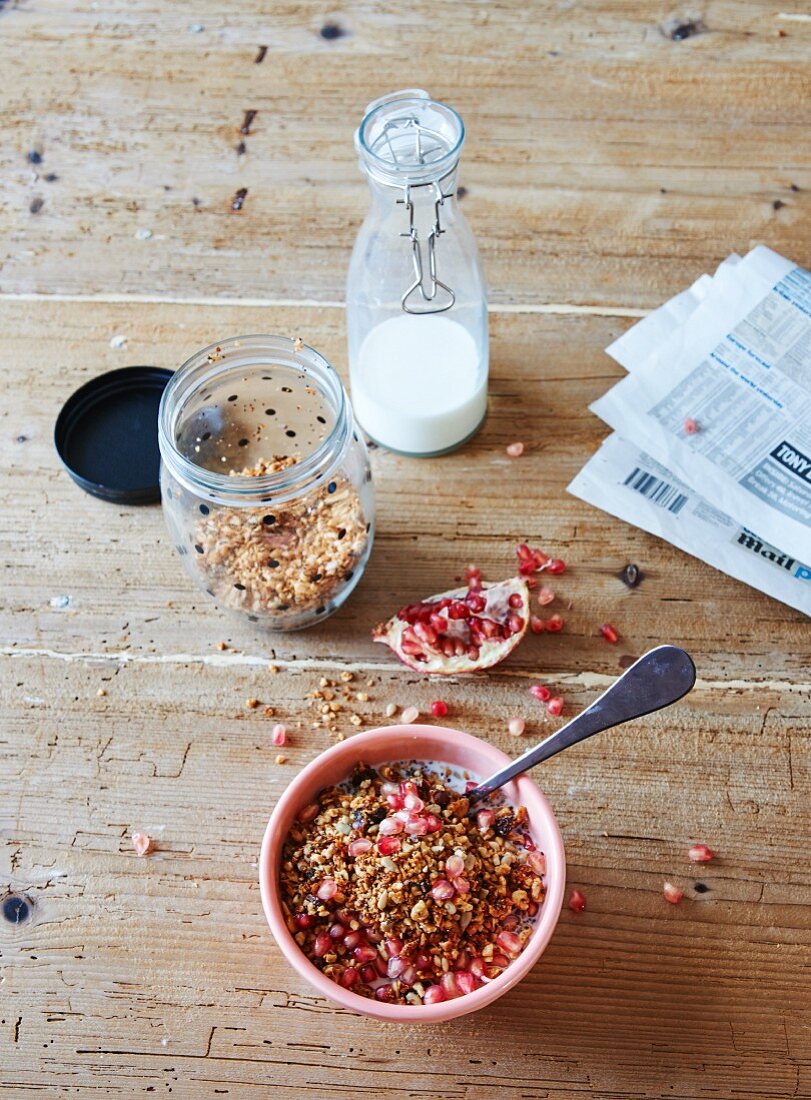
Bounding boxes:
468 645 696 800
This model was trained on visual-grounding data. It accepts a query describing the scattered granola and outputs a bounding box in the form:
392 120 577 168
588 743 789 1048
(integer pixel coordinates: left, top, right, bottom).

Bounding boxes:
279 760 546 1006
194 456 368 618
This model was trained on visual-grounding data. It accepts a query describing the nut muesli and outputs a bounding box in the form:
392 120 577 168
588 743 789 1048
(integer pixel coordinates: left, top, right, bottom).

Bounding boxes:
280 760 546 1005
195 456 367 614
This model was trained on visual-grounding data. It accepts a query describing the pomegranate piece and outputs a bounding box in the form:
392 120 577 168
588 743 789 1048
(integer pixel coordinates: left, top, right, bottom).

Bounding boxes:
684 417 699 435
506 441 524 458
530 615 545 634
688 843 713 862
508 716 525 737
547 696 564 716
430 699 449 718
271 723 287 746
131 831 151 857
423 984 446 1004
377 836 401 856
372 576 531 674
546 559 566 575
544 613 564 633
529 684 551 702
445 853 465 877
568 888 587 912
599 623 619 644
663 882 683 904
537 585 555 606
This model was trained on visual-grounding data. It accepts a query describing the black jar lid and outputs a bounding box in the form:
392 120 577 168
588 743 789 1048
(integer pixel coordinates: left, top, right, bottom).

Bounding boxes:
54 366 174 504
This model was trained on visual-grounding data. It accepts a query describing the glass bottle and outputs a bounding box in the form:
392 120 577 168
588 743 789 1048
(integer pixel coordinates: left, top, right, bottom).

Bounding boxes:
347 89 488 457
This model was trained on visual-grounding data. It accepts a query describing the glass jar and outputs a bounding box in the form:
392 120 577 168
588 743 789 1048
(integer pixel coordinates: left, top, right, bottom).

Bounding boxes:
347 89 488 457
158 335 374 631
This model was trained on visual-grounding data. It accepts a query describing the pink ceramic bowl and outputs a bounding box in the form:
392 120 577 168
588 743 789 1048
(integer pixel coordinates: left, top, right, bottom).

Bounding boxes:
259 724 566 1022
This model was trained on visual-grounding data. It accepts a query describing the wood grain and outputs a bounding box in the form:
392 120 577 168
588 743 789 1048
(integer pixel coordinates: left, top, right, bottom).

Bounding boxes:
1 299 809 1098
1 2 810 1096
3 1 810 307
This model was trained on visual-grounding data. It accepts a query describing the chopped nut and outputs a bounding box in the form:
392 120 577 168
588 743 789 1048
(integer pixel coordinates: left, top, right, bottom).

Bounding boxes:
356 692 370 703
246 698 260 710
275 754 287 764
97 688 107 697
268 663 279 674
340 671 354 682
385 703 398 718
217 641 228 651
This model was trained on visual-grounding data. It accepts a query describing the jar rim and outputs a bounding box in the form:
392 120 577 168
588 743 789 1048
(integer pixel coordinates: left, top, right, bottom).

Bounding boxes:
356 93 465 186
158 334 351 505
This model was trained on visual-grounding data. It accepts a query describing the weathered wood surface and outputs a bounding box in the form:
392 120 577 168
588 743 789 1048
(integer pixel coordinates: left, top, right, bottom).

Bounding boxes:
1 2 810 1097
2 300 810 1098
3 1 810 307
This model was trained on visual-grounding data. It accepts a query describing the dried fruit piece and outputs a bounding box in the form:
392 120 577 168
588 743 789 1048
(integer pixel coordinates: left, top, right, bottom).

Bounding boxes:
599 623 619 644
663 882 683 904
568 888 586 912
688 843 713 863
131 831 151 857
372 576 530 674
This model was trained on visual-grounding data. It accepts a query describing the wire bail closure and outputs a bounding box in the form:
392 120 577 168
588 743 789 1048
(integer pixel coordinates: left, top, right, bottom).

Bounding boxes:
398 176 456 314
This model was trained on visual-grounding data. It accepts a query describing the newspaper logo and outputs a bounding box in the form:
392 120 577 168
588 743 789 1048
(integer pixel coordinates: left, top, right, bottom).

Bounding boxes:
735 530 811 581
770 441 811 485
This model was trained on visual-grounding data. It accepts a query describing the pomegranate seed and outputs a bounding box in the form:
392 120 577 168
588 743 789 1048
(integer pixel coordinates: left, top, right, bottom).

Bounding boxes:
527 851 546 876
400 705 419 724
466 592 486 612
530 615 545 634
294 912 314 930
414 952 432 971
508 592 524 609
271 723 286 746
316 878 338 901
403 793 425 812
328 922 346 940
468 645 480 661
526 577 537 589
313 933 331 957
385 936 404 957
684 416 699 434
339 966 359 988
359 963 377 984
423 813 443 832
532 549 549 569
297 802 320 823
455 970 477 995
537 585 555 606
131 831 151 857
508 716 525 737
470 957 487 979
516 544 534 563
507 613 525 634
527 901 539 917
423 985 446 1004
440 972 460 998
430 699 449 717
385 792 405 810
545 613 564 633
381 781 399 796
445 853 465 877
465 780 477 792
464 563 481 583
378 815 404 836
365 928 383 944
529 684 552 702
517 560 536 576
452 876 471 895
496 930 522 956
688 843 713 862
547 696 564 716
506 441 524 458
599 623 619 644
387 956 409 979
405 815 430 836
663 882 683 904
392 809 411 822
448 601 469 620
477 809 495 832
373 954 389 977
348 838 373 857
374 984 396 1002
414 621 438 646
568 888 587 912
492 952 510 968
400 964 416 987
546 559 566 575
344 930 364 949
353 944 378 964
377 836 401 856
401 780 418 796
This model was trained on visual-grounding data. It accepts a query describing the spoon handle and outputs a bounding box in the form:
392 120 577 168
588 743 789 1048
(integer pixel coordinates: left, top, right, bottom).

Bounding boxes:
469 645 696 799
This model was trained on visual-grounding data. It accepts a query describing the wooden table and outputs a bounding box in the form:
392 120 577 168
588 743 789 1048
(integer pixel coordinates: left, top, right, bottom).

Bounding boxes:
2 3 809 1097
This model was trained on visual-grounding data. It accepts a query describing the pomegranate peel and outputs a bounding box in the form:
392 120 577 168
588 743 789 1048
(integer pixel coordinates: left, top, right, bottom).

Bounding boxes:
372 576 531 674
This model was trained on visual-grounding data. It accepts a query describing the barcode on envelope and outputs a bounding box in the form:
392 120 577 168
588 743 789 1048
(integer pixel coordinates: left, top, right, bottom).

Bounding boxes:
623 467 688 514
